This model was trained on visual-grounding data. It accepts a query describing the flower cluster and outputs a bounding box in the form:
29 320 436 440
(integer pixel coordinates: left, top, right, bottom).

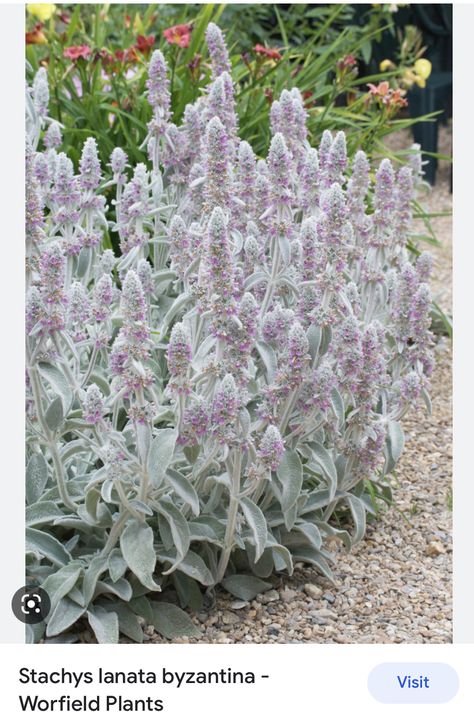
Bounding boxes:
25 25 436 642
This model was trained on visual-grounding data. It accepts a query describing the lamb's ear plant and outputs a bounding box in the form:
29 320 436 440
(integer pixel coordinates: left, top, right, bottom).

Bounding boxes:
25 25 434 644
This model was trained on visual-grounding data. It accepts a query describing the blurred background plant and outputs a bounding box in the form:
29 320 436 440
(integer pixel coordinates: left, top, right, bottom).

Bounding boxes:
26 2 452 334
25 3 439 161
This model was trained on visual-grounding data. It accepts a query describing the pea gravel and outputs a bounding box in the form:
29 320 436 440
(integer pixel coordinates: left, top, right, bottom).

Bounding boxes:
141 127 453 645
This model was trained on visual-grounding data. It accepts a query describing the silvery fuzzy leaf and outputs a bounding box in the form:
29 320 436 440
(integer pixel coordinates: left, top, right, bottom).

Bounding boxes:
166 468 200 516
221 574 272 601
101 478 115 504
239 408 251 437
129 499 153 516
120 520 161 591
184 256 200 282
25 622 45 644
128 596 153 623
148 428 178 488
294 521 323 550
239 497 267 562
45 396 64 431
335 454 348 485
85 488 101 522
26 452 48 505
82 554 109 606
245 543 274 578
188 521 223 545
387 419 404 464
172 570 204 612
231 229 244 254
278 274 299 295
319 325 332 356
244 271 267 291
87 606 119 644
300 490 331 514
43 633 80 644
277 450 303 513
38 362 73 413
46 598 85 638
158 550 214 586
421 388 432 415
307 325 322 362
189 175 205 189
26 527 72 567
191 334 215 371
95 577 133 602
156 499 190 561
60 441 90 462
136 422 151 464
317 521 352 551
278 235 291 266
26 501 62 526
117 245 140 271
161 292 192 332
150 601 202 640
330 388 345 427
256 341 277 383
345 494 367 544
269 543 294 575
306 441 337 500
108 550 127 583
42 561 83 612
102 602 143 643
290 546 335 581
76 247 91 277
283 501 298 531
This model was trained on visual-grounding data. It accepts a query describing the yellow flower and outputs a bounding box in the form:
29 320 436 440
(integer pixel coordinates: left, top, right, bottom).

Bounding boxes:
27 4 56 22
401 70 416 88
379 59 394 72
414 58 432 81
414 75 426 88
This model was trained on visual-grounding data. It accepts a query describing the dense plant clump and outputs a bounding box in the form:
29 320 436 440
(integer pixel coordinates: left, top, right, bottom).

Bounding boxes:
25 24 434 644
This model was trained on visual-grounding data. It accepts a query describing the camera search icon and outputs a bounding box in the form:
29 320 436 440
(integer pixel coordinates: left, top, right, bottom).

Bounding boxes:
11 586 51 624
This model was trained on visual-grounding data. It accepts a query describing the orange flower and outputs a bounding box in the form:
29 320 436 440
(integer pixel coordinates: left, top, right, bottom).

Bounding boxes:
389 88 408 108
254 44 282 61
26 22 47 45
63 45 91 61
367 81 390 98
163 23 192 48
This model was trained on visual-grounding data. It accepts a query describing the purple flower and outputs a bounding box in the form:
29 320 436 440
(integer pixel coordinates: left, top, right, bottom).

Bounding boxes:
205 23 231 79
44 121 62 150
93 274 113 321
32 67 49 118
79 137 102 191
146 50 171 117
258 425 285 470
205 206 236 323
212 373 240 431
167 322 192 382
267 132 293 207
83 384 104 424
416 251 433 282
169 215 191 278
203 117 232 212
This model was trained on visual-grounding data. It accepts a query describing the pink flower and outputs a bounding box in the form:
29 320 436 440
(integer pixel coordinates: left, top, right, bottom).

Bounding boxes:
163 23 192 48
254 44 282 61
63 45 91 61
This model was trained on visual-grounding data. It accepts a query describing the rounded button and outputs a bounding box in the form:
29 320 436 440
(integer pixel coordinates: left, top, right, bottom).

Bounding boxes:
368 663 459 704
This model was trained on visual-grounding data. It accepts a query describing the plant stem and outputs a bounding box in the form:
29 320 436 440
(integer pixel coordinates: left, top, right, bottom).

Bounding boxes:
216 450 242 582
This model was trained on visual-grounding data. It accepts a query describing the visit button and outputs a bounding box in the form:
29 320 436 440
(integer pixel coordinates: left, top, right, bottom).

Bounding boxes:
368 663 459 704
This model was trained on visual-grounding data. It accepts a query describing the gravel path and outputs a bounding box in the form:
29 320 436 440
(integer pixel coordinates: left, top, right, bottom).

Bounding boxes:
142 127 453 645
